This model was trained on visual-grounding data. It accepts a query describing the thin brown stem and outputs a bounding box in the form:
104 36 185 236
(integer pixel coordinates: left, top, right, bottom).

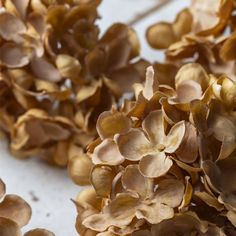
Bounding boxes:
128 0 173 26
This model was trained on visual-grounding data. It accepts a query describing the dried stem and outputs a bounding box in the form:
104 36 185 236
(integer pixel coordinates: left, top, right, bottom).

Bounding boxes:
128 0 173 26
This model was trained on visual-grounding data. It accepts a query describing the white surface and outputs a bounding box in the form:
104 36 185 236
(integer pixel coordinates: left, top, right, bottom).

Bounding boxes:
0 1 189 235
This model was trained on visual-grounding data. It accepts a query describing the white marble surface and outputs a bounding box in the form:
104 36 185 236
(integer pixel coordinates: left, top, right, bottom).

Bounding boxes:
0 0 189 235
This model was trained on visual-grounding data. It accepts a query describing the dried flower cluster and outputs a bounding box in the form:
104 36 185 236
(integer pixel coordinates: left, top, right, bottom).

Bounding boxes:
146 0 236 79
0 0 144 166
1 0 236 235
71 0 236 235
73 64 236 235
0 179 54 236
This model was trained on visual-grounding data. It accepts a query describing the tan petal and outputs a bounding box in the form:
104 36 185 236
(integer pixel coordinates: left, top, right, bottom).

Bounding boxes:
116 129 154 161
0 217 21 236
151 212 208 235
0 194 32 227
75 188 102 211
218 136 236 161
0 12 26 40
226 211 236 227
160 97 186 125
24 229 55 236
122 165 147 197
0 43 30 68
190 100 209 133
92 139 125 166
164 121 186 153
68 150 93 186
142 66 159 100
175 122 198 163
154 179 185 207
128 28 140 59
220 33 236 61
220 77 236 109
191 0 233 35
139 153 173 178
175 79 202 103
91 165 114 198
56 54 81 80
179 176 193 210
146 22 176 49
142 110 165 144
136 202 174 224
175 63 209 90
51 141 68 167
31 57 62 82
209 114 236 142
202 160 222 193
83 193 139 231
96 111 132 139
146 8 192 50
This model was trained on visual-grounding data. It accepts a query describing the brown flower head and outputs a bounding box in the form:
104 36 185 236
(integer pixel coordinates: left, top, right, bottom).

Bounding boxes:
0 0 145 167
71 65 236 234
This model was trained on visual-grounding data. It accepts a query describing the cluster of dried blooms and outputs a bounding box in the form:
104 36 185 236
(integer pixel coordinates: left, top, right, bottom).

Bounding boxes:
0 179 54 236
73 64 236 235
71 0 236 235
0 0 144 166
146 0 236 78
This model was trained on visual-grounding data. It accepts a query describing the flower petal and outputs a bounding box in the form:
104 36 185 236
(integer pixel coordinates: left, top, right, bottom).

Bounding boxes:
92 139 125 166
164 121 186 153
0 194 32 227
122 165 147 197
142 110 165 144
116 129 155 161
31 57 62 82
0 12 26 40
0 217 21 236
24 229 55 236
139 153 173 178
96 111 132 139
91 165 114 198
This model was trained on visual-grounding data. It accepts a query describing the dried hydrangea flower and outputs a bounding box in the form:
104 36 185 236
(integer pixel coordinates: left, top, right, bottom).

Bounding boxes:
72 64 236 235
147 0 236 82
0 0 145 167
0 179 55 236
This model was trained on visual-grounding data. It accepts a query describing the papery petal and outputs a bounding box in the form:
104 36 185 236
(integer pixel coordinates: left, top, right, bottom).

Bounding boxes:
31 57 62 82
164 121 186 153
0 195 31 227
116 129 155 161
0 12 26 40
92 139 125 166
68 150 93 186
139 153 173 178
91 165 114 198
0 217 21 236
0 43 30 68
96 111 132 140
142 110 165 144
83 193 139 231
122 165 147 198
24 229 55 236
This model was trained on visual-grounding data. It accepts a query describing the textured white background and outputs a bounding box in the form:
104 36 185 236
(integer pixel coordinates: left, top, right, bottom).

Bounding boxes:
0 0 189 235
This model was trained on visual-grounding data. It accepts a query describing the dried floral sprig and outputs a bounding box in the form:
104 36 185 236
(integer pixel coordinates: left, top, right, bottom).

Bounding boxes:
0 179 55 236
146 0 236 81
72 63 236 235
0 0 145 166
